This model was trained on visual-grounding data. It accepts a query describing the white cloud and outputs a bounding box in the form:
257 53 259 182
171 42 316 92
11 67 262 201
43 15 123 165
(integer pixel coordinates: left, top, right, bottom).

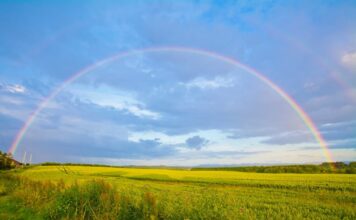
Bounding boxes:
69 85 161 120
321 120 356 128
182 76 235 90
119 104 160 120
341 52 356 71
1 83 26 93
88 95 160 120
303 81 319 91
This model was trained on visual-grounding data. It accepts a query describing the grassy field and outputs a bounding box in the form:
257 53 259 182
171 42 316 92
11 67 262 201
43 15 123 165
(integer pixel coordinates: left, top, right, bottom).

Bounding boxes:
1 165 355 219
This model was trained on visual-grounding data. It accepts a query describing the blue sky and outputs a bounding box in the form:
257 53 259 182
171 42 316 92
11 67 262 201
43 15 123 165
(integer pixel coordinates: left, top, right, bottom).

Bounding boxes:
0 0 355 165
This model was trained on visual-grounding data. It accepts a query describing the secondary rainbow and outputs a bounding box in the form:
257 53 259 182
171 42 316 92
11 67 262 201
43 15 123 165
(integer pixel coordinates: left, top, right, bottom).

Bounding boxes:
8 46 335 163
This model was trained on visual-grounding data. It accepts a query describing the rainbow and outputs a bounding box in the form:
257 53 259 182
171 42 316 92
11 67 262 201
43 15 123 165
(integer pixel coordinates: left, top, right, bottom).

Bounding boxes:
8 46 335 164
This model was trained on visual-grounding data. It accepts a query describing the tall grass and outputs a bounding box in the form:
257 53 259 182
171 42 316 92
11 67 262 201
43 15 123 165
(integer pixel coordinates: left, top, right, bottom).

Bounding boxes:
0 173 163 220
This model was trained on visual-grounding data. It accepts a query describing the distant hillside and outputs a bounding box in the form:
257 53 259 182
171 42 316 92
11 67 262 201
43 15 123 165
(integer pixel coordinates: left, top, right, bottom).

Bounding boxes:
192 162 356 174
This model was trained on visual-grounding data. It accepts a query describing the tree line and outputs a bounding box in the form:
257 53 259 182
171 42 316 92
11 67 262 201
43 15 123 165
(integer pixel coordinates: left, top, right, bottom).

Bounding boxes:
0 150 18 170
192 162 356 174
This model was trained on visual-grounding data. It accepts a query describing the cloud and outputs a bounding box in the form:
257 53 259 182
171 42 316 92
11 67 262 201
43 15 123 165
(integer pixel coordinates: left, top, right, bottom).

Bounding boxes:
304 92 356 125
182 76 235 90
301 139 356 150
329 143 356 150
185 136 209 150
68 85 161 120
341 51 356 71
320 120 356 141
21 126 177 161
261 130 314 145
1 1 356 164
260 120 356 146
0 83 41 121
0 83 26 94
122 105 160 119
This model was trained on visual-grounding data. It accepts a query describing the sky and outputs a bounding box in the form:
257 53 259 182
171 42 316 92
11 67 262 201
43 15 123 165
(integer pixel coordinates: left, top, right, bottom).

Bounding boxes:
0 0 355 166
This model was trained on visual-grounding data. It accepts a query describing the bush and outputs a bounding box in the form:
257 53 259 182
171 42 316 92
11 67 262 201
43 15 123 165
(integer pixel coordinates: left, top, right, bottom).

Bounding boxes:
0 151 17 170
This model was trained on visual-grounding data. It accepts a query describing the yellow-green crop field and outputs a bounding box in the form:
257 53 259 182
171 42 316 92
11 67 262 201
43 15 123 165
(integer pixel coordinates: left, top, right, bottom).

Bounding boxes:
1 165 356 219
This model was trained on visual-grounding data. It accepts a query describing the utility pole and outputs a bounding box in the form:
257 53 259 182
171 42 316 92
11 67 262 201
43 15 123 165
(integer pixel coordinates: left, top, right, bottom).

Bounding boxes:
22 151 27 165
29 153 32 165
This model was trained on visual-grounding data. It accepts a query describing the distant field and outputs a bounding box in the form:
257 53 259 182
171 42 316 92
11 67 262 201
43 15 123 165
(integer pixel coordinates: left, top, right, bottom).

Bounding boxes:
1 165 356 219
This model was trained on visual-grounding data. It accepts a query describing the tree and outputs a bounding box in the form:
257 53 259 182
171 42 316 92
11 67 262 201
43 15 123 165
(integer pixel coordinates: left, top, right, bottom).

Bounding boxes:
0 150 15 170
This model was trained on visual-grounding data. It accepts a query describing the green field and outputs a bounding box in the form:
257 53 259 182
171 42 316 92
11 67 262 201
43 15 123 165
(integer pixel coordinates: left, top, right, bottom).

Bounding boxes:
1 165 356 219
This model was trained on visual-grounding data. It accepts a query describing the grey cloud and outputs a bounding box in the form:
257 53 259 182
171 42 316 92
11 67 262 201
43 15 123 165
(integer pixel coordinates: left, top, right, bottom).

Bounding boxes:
185 136 209 150
261 131 314 145
258 120 356 146
300 138 356 150
20 132 176 163
320 120 356 141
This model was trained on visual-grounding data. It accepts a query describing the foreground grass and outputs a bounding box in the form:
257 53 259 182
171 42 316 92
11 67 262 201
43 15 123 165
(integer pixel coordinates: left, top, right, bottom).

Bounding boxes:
0 166 355 219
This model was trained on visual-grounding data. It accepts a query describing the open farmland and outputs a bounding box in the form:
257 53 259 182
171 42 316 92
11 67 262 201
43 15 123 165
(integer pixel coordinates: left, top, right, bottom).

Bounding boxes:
1 165 355 219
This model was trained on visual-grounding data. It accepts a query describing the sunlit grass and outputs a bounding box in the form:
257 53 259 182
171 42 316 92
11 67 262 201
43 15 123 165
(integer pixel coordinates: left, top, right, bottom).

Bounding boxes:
20 165 356 190
1 165 355 219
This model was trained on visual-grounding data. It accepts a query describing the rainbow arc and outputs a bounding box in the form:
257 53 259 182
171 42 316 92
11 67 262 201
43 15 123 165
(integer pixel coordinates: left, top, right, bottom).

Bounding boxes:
8 47 334 164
